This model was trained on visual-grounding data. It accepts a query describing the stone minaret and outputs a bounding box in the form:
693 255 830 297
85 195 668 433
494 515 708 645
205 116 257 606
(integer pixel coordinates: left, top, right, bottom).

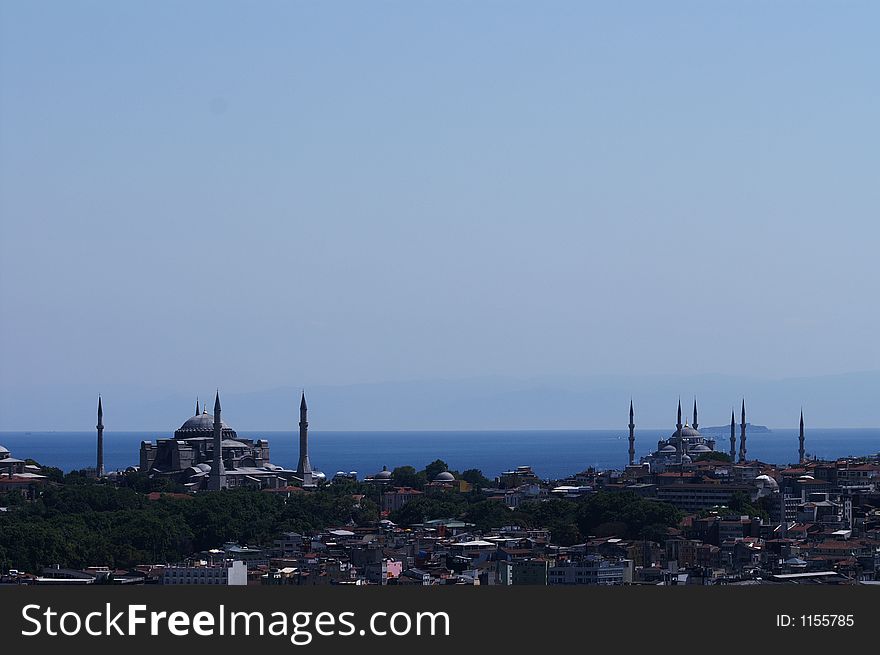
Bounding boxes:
729 410 736 460
628 400 635 466
799 409 805 464
692 398 699 430
208 391 226 490
297 392 313 483
195 397 200 416
676 399 683 459
739 399 747 463
96 396 105 478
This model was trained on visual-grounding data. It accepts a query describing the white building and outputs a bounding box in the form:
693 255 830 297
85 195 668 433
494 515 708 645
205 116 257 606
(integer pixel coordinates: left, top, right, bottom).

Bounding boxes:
548 557 632 585
161 560 247 585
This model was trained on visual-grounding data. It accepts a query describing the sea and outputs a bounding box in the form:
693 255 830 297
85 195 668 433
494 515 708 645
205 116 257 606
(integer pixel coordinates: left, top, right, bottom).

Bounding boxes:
1 429 879 480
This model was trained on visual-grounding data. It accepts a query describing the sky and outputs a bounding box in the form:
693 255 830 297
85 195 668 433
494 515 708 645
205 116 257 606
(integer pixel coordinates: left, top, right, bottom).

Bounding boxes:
1 2 879 429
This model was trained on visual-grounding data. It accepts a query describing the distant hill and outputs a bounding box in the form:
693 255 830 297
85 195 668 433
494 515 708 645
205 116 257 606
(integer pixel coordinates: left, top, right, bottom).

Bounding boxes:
1 371 878 431
700 423 771 434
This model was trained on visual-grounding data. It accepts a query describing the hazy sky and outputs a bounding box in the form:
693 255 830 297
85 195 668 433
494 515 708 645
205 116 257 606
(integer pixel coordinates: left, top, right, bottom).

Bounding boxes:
2 1 879 401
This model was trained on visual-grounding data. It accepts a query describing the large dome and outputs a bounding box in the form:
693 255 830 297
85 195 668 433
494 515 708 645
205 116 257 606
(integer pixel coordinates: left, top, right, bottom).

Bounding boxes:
174 410 237 440
672 425 701 439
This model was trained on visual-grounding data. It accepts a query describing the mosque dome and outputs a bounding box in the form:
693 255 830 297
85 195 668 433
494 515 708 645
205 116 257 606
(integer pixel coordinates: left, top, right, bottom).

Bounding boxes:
660 445 677 454
755 474 779 490
672 425 702 439
174 410 238 440
434 471 455 482
690 444 712 453
374 466 392 480
0 444 9 455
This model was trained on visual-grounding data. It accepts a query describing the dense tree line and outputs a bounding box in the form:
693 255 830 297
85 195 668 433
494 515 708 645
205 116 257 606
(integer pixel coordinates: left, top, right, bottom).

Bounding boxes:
0 459 681 573
388 460 492 490
0 476 378 573
388 490 681 545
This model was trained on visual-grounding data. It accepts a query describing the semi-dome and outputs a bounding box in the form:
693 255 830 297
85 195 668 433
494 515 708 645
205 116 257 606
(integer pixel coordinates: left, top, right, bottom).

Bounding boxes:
0 444 9 455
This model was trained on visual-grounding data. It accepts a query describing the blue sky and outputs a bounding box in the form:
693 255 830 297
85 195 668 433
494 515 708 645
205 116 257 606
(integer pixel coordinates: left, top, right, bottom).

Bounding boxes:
1 1 878 427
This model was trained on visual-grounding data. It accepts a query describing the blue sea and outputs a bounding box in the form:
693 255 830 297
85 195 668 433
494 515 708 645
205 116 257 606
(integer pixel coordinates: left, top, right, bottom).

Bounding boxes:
1 429 878 480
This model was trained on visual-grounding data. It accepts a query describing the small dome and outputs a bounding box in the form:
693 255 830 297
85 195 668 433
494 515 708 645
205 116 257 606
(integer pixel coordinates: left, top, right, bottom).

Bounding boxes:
0 444 9 454
690 444 712 453
434 471 455 482
660 445 677 453
196 463 211 472
681 454 692 464
374 466 392 480
755 474 779 489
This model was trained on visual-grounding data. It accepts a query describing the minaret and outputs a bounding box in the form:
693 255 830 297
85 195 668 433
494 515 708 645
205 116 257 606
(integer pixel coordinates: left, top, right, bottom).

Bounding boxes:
208 391 226 490
195 397 200 416
729 410 736 460
628 400 635 466
692 398 699 430
799 409 805 464
676 399 683 459
96 396 105 478
739 399 747 463
297 392 313 484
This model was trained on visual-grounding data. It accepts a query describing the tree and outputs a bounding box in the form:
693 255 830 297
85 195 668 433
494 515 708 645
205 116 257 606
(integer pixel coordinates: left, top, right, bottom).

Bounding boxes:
423 459 450 482
694 452 732 463
728 491 768 519
460 468 492 488
463 500 512 531
575 492 681 540
391 466 425 489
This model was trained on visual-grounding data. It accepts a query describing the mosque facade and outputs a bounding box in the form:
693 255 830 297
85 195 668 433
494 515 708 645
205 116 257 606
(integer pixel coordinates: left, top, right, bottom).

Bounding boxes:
630 399 750 473
135 392 323 491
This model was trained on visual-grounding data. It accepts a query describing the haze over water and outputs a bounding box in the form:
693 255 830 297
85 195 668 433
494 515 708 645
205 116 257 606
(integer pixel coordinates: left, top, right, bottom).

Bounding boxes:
2 429 877 481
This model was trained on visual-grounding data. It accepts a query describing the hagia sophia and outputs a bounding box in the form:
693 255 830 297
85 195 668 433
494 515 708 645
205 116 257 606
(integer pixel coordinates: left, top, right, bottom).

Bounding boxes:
137 391 324 491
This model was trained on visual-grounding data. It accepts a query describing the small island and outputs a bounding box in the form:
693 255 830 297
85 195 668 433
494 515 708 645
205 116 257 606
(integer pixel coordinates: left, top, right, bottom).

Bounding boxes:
699 423 771 434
